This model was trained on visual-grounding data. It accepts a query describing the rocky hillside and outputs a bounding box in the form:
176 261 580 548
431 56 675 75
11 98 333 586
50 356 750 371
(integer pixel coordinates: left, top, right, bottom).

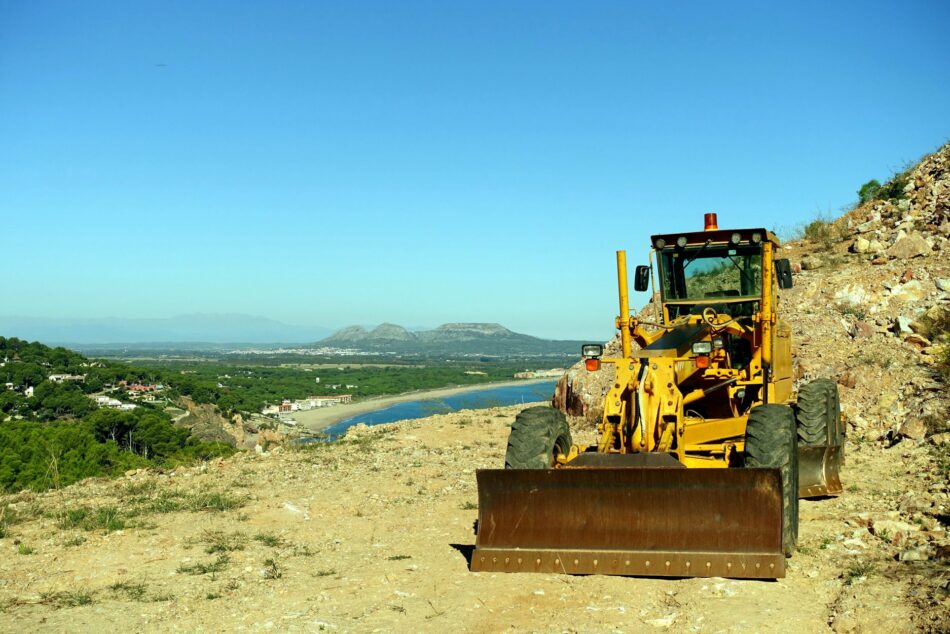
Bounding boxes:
319 322 585 356
555 141 950 430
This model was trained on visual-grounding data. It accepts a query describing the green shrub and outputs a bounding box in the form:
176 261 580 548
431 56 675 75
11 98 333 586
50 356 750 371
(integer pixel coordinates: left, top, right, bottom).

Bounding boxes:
875 172 910 201
858 179 881 204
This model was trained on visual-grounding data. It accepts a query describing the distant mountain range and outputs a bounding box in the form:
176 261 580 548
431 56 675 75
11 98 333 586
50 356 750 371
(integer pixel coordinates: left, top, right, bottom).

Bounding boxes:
0 314 333 345
318 322 585 355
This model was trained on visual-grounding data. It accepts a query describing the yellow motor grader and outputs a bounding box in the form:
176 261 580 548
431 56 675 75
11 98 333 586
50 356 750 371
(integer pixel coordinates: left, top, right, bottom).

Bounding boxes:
472 214 844 579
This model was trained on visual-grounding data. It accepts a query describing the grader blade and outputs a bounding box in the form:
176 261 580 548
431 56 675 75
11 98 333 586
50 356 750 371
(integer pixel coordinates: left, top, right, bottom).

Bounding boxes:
471 467 786 579
798 445 843 498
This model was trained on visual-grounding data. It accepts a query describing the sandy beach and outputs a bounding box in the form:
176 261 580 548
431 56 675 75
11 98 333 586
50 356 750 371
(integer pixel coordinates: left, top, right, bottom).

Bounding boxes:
293 378 555 432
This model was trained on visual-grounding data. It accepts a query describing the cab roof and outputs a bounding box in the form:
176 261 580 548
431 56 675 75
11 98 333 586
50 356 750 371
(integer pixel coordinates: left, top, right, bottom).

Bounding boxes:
649 228 780 249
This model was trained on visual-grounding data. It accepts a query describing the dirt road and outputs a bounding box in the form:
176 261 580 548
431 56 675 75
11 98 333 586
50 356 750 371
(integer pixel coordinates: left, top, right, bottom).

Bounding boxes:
1 403 945 633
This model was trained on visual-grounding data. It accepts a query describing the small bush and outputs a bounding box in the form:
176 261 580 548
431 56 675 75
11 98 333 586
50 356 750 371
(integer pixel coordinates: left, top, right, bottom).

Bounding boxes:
844 561 875 585
262 558 282 580
17 544 34 555
875 172 910 201
858 179 881 204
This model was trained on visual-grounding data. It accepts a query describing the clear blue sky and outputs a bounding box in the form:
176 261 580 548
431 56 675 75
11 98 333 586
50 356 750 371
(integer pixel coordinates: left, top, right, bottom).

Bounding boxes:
2 1 948 340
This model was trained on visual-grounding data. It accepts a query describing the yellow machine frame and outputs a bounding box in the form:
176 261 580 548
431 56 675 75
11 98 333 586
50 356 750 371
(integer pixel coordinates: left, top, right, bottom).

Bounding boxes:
582 230 792 469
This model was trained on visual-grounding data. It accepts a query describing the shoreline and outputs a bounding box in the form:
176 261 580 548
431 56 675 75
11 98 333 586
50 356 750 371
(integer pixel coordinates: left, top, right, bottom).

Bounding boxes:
292 378 556 432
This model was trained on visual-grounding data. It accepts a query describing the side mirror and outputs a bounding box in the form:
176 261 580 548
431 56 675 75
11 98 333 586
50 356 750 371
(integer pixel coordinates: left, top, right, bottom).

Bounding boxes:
775 258 793 289
633 265 651 292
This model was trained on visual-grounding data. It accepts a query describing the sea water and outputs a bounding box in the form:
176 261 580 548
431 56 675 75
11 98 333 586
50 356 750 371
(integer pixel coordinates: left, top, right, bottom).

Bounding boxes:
308 380 557 441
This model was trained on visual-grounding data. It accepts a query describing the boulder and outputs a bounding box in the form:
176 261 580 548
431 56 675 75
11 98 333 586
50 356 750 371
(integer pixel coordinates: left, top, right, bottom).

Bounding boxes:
890 280 926 301
898 417 927 440
887 233 931 259
868 239 886 253
850 237 870 253
931 432 950 447
851 320 874 339
894 316 914 334
903 333 932 350
936 278 950 292
801 255 824 270
898 547 933 562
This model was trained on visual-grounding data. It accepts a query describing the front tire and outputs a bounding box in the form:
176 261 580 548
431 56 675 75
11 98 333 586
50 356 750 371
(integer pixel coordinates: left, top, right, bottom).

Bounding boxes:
504 406 572 469
744 404 799 556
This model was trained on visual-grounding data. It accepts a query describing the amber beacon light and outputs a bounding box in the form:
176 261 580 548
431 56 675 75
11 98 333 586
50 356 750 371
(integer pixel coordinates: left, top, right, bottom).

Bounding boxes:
704 212 718 231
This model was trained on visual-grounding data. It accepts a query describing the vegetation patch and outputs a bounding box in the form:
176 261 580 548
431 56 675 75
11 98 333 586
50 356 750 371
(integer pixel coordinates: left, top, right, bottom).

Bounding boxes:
253 532 284 548
843 560 875 585
200 530 247 554
132 489 246 516
39 589 94 608
803 218 841 249
262 558 282 579
57 506 129 532
177 554 230 578
107 581 149 602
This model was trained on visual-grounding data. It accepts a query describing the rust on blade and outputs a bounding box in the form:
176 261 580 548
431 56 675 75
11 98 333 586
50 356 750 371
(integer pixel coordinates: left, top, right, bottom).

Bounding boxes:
472 467 784 579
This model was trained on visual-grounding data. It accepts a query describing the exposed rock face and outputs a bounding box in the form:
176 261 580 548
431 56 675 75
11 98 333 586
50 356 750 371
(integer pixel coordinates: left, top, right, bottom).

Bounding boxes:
175 396 244 447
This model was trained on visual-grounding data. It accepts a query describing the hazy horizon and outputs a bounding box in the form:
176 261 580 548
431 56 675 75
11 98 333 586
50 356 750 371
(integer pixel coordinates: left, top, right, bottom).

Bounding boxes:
0 312 592 345
3 2 949 341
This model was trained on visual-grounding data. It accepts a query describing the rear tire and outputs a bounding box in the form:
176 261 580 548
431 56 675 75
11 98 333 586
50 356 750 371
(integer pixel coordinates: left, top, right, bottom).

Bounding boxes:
796 378 842 446
504 406 572 469
744 404 799 556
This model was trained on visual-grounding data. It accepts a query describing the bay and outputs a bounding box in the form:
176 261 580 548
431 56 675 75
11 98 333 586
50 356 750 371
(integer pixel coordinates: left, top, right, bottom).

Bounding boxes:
313 379 557 441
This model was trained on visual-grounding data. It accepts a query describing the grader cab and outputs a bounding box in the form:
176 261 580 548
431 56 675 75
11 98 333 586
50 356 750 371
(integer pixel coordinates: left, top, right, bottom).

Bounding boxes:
472 214 844 579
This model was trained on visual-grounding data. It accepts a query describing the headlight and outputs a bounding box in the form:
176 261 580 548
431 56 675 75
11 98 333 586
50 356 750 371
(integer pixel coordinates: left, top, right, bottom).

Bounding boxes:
691 341 712 354
751 232 762 244
712 336 724 349
730 232 742 244
654 238 666 249
581 344 603 359
676 236 688 248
